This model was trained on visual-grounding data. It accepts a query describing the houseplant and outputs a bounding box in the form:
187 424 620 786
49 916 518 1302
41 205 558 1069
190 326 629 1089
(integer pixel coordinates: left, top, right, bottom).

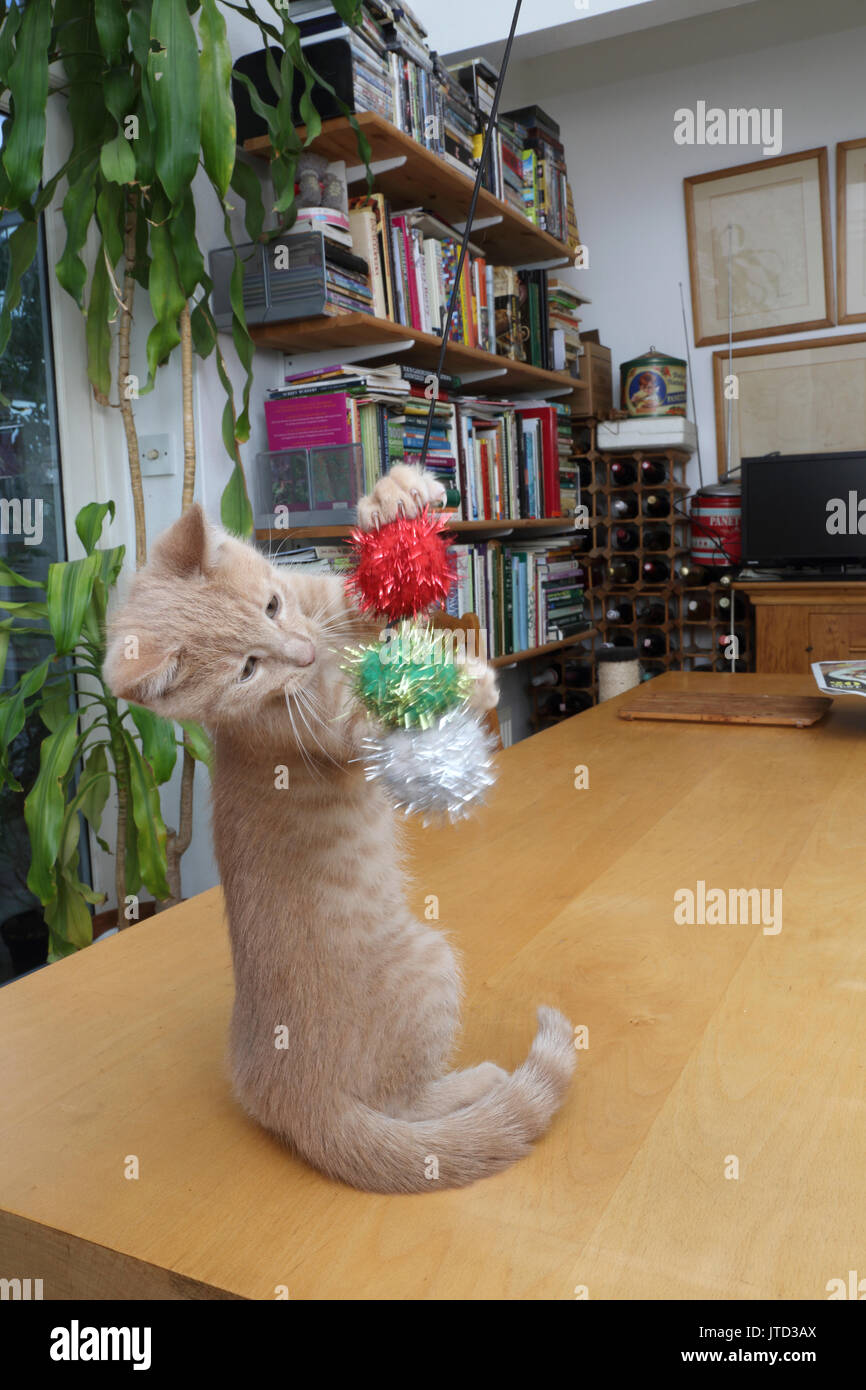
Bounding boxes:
0 0 370 914
0 499 210 959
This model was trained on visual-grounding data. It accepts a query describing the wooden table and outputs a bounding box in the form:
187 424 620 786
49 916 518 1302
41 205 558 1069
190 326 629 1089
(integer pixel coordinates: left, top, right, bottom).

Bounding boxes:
3 672 865 1300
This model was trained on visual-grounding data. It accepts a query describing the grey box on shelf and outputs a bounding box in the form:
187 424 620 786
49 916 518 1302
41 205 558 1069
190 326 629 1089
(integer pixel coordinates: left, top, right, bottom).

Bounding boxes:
254 444 364 529
209 232 330 329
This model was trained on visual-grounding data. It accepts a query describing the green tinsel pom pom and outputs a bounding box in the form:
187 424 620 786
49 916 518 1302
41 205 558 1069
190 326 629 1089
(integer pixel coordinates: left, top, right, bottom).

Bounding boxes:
346 621 472 729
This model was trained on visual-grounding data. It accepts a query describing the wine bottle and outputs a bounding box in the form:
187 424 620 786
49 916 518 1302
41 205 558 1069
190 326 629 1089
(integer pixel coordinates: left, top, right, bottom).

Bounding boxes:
605 600 634 624
642 524 671 551
716 594 745 620
604 634 638 649
643 492 671 517
571 529 593 553
686 597 712 620
530 667 560 688
714 657 748 673
612 524 639 551
640 458 667 485
575 458 593 489
610 459 637 486
611 493 638 519
637 600 667 625
678 562 710 588
563 661 593 688
608 556 639 584
640 632 666 656
642 558 670 583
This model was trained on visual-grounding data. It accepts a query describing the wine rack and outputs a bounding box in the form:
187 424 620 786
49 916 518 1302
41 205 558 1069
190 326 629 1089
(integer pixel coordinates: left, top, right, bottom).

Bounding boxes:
528 631 599 731
676 580 754 672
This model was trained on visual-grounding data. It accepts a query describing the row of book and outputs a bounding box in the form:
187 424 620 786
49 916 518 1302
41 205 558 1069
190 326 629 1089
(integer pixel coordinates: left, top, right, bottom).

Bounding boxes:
344 196 583 370
446 542 589 657
290 3 577 242
264 363 578 520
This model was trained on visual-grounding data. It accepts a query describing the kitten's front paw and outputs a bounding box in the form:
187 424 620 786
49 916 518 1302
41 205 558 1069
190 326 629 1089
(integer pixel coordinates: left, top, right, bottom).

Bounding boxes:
467 664 499 713
357 464 447 532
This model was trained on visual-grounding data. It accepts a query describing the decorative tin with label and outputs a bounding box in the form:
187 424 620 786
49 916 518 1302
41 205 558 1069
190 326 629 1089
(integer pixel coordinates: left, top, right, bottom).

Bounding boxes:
621 346 687 417
689 483 742 567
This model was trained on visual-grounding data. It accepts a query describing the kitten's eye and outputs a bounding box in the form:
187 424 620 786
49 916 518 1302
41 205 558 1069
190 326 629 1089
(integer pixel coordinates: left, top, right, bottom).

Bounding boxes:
239 656 258 682
265 594 280 619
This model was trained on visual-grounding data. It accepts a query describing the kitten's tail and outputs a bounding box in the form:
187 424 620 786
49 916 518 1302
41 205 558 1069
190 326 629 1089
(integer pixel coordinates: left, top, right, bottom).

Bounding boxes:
310 1007 576 1193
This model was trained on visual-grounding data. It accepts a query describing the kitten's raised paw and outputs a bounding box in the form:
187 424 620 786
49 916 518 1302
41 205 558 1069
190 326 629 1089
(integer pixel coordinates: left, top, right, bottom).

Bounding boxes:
357 463 447 532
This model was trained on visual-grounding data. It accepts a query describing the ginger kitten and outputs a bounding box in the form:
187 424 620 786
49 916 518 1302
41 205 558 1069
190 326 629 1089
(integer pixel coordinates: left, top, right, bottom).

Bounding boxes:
104 465 575 1192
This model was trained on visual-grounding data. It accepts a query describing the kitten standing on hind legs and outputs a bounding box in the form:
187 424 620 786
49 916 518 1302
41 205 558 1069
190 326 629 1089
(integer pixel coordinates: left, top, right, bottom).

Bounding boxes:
104 464 575 1192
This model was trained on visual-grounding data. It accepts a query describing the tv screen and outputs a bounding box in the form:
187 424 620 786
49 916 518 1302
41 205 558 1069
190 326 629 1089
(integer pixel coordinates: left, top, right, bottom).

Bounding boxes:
741 452 866 567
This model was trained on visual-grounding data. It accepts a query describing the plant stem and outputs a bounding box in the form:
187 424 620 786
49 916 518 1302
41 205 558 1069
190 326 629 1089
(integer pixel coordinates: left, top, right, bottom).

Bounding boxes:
161 299 198 908
118 188 146 568
107 703 129 928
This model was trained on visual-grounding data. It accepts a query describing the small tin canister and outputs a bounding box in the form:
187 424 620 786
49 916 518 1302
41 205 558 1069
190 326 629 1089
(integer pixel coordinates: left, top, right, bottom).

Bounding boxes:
621 346 687 417
690 483 742 568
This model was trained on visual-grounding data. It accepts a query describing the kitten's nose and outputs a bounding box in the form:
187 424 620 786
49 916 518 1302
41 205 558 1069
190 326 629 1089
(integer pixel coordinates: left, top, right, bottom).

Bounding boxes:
289 639 316 667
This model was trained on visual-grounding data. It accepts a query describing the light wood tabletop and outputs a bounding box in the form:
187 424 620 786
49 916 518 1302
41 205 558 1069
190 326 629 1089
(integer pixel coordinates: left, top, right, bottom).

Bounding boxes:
2 671 865 1301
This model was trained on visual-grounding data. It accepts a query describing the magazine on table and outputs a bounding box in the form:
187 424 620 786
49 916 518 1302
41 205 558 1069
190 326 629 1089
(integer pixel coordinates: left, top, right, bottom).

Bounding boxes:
811 660 866 697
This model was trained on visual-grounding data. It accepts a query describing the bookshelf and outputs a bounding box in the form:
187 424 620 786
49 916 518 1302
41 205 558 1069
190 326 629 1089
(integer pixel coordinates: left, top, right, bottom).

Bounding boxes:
244 112 575 269
244 110 594 679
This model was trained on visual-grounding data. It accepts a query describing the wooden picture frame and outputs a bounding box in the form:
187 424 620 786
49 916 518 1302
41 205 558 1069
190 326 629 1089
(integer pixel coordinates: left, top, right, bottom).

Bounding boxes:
685 148 834 346
712 334 866 476
837 138 866 324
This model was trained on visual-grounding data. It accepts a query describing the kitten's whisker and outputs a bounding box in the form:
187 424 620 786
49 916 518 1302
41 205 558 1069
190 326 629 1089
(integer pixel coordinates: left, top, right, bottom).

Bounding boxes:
283 687 324 784
294 688 342 769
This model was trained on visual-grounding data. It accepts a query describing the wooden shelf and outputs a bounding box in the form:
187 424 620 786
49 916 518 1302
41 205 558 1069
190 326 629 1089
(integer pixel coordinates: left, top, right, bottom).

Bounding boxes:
490 628 597 668
244 112 574 270
256 517 587 543
249 314 587 404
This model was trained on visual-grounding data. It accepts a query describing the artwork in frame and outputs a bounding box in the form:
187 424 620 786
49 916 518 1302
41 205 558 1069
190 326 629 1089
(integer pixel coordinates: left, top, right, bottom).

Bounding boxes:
712 335 866 477
837 138 866 324
685 148 834 347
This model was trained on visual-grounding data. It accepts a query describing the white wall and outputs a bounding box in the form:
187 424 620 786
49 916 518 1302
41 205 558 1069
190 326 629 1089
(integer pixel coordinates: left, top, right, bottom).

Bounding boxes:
498 13 866 487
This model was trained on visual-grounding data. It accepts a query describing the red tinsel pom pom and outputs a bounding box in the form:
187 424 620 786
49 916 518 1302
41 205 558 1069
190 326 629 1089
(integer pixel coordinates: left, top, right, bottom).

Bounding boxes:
346 508 456 622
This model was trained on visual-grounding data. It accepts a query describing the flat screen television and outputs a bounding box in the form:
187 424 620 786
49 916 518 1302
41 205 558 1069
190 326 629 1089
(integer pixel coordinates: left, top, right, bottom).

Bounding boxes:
741 452 866 568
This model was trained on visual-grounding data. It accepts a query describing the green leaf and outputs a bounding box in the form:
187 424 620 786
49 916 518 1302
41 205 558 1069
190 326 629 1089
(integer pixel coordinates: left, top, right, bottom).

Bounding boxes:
228 158 266 244
40 677 73 733
0 598 48 618
73 745 112 839
2 0 51 204
167 190 205 300
145 211 185 383
44 866 94 954
45 554 102 656
190 297 216 357
128 705 178 785
179 719 212 770
100 132 137 186
96 179 125 272
75 500 116 556
148 0 201 205
86 252 114 402
220 462 253 539
0 221 38 364
122 728 170 899
55 164 99 306
0 2 22 87
0 555 43 589
199 0 236 200
94 0 129 67
123 808 141 896
24 711 81 902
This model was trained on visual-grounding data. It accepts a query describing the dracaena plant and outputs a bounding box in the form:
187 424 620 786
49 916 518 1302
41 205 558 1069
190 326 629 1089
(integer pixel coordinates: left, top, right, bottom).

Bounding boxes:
0 500 210 959
0 0 369 909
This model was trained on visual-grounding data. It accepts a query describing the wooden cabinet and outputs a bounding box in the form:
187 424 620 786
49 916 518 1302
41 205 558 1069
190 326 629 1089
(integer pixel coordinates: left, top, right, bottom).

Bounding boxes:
735 582 866 672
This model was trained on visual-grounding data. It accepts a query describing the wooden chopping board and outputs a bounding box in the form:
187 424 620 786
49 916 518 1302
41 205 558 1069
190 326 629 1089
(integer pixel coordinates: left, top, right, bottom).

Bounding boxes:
618 690 833 728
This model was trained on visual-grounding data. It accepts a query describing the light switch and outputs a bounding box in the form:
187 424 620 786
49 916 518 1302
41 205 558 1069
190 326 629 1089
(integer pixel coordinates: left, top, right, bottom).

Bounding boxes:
139 434 176 477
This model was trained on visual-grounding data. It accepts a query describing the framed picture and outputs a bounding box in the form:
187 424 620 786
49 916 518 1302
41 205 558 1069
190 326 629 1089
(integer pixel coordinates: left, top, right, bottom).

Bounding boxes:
712 334 866 475
837 138 866 324
685 149 834 346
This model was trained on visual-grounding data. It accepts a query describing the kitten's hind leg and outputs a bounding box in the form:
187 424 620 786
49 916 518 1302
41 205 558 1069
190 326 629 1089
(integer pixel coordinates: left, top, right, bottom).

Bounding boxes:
396 1062 509 1120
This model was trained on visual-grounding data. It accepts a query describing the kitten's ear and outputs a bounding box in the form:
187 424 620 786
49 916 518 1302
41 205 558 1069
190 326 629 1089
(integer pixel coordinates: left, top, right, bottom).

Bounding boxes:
150 502 216 579
103 629 181 709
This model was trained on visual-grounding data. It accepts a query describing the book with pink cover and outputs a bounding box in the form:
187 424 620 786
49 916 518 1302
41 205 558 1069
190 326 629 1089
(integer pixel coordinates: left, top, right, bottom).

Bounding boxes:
265 393 353 451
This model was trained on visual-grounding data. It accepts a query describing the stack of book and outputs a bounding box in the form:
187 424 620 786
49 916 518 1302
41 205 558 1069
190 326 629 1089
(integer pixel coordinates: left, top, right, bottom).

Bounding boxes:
456 398 564 521
503 105 571 244
447 541 588 657
293 1 394 122
348 199 498 354
434 57 480 177
496 113 530 216
548 278 584 377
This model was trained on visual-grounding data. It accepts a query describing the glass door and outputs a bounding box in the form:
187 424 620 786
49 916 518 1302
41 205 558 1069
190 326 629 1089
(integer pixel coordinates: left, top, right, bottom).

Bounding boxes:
0 207 69 981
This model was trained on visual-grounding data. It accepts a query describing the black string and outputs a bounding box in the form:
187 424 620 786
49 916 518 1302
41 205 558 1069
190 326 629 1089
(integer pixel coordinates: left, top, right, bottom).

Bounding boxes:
417 0 525 471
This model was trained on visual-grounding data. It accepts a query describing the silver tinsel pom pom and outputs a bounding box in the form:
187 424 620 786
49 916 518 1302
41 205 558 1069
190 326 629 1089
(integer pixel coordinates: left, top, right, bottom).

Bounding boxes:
360 706 498 823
